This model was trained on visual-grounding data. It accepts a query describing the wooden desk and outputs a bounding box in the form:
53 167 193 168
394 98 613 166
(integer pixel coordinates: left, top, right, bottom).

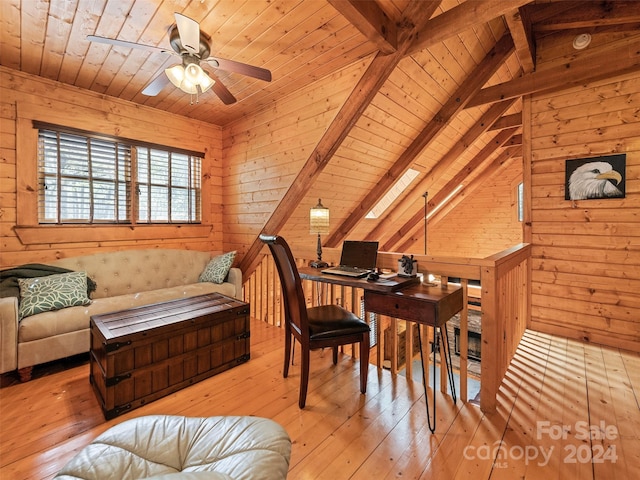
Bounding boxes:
363 283 463 328
298 267 420 292
299 268 463 431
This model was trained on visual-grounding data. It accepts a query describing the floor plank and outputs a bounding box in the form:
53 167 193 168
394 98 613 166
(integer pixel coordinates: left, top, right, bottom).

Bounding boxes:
0 320 638 480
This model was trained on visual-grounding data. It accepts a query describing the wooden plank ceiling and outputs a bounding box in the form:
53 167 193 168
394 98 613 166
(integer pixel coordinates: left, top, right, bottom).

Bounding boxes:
2 0 640 273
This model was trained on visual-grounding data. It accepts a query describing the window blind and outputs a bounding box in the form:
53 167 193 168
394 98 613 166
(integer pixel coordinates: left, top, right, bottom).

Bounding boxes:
38 130 131 223
37 127 201 225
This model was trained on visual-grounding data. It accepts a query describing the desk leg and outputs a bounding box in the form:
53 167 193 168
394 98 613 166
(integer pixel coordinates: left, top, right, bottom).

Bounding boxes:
440 328 448 394
417 323 457 433
422 325 430 387
441 325 457 404
375 313 382 368
417 324 437 433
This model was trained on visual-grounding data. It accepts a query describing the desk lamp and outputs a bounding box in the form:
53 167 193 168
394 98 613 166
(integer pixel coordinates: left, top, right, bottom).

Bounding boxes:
309 199 329 268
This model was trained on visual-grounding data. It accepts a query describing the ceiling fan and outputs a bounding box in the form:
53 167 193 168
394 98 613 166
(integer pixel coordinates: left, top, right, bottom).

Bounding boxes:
87 12 272 105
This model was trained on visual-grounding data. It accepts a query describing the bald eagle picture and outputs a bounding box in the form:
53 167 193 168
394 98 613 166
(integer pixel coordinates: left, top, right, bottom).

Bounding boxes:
565 155 625 200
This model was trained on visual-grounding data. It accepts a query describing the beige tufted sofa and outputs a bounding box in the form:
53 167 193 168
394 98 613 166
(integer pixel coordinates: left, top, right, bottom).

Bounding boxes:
54 415 292 480
0 249 242 381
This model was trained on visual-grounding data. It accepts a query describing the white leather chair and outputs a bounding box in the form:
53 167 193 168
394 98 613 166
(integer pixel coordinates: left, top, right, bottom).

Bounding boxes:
54 415 291 480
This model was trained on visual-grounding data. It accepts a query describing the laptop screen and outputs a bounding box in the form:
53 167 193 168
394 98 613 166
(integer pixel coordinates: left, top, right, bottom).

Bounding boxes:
339 241 379 269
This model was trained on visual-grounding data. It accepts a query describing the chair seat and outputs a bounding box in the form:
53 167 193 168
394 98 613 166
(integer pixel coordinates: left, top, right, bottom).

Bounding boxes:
308 304 370 340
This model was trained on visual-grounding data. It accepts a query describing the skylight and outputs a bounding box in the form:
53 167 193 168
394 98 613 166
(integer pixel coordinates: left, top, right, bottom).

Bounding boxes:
366 168 420 219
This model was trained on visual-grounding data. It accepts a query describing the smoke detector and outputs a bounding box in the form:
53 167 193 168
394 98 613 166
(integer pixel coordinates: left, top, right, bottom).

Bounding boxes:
573 33 592 50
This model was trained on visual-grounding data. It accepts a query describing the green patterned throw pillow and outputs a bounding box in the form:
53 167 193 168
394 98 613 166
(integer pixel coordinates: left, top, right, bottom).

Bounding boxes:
199 251 236 284
18 271 91 320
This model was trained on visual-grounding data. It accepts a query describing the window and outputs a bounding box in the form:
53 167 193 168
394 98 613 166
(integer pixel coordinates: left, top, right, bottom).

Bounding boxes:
517 182 524 222
366 168 420 219
37 126 202 224
136 147 201 223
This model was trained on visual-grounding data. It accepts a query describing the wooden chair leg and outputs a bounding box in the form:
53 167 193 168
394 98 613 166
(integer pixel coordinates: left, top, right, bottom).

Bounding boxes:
360 333 369 394
299 347 310 409
283 333 292 378
332 346 338 364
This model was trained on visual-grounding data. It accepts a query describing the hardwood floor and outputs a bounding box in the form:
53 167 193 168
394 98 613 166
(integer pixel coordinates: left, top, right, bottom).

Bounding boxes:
1 317 638 479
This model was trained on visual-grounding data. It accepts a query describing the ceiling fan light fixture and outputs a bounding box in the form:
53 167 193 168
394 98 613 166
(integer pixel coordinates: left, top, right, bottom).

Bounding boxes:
165 62 214 95
181 79 199 95
184 63 203 83
166 64 186 87
198 73 215 93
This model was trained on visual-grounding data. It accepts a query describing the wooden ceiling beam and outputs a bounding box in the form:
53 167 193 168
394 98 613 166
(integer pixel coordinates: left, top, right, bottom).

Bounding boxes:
324 33 515 248
466 34 640 108
532 1 640 31
490 112 522 130
384 127 520 252
367 98 517 247
395 146 521 253
523 2 579 25
238 0 441 277
504 7 536 73
328 0 397 54
505 134 522 146
406 0 533 56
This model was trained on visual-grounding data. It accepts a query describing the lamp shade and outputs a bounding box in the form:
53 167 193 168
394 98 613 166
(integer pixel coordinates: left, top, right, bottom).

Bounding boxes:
165 62 215 95
310 199 329 235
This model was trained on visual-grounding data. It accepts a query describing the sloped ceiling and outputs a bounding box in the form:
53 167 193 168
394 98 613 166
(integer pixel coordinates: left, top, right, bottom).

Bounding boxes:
2 0 640 273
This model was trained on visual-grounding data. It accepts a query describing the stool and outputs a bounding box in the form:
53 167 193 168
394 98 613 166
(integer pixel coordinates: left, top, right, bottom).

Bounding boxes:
54 415 291 480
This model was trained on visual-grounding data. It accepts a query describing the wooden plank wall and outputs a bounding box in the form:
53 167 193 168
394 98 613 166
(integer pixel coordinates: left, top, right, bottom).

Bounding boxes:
222 59 369 256
528 54 640 352
427 159 523 259
0 67 224 268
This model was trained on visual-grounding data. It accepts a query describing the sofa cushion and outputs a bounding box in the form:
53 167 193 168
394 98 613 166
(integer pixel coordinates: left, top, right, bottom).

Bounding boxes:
52 249 216 300
18 271 91 320
199 251 236 284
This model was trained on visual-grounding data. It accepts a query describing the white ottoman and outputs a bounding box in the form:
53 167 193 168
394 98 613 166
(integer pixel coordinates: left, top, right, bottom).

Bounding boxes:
54 415 292 480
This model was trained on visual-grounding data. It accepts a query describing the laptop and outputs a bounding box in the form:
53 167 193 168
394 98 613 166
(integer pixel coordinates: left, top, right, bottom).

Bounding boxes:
322 240 379 278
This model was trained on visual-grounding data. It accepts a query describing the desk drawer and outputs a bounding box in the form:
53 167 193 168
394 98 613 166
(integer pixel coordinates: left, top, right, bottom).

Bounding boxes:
365 291 437 325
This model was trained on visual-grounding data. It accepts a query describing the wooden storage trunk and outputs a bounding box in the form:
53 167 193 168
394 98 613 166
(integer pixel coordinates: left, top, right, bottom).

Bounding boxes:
89 293 250 419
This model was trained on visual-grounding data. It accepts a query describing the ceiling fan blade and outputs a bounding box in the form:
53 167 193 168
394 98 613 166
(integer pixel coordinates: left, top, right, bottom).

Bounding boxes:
174 13 200 55
207 57 272 82
142 72 171 96
205 71 237 105
87 35 173 55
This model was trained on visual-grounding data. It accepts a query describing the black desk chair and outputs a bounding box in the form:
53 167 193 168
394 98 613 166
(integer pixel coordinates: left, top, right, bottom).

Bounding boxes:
260 234 370 408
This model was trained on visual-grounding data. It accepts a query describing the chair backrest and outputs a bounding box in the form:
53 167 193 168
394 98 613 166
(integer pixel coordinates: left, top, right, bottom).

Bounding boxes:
260 235 308 337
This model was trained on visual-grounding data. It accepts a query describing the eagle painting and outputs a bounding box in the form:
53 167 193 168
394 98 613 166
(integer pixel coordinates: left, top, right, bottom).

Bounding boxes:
567 160 624 200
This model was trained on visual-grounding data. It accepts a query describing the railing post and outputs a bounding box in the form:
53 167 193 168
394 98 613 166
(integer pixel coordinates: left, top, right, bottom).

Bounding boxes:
480 264 498 413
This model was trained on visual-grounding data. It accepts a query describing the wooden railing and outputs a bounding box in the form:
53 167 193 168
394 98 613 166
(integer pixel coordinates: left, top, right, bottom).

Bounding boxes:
477 243 531 412
242 243 531 413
